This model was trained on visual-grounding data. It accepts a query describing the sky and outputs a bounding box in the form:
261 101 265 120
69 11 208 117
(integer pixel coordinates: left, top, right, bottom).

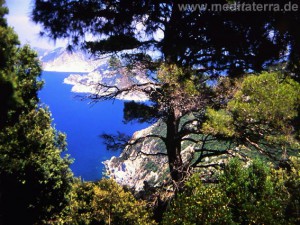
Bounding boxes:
5 0 163 50
5 0 66 49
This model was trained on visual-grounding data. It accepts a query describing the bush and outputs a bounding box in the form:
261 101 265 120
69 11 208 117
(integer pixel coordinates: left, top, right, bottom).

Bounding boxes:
63 179 157 225
162 175 234 225
0 108 73 225
163 158 296 225
220 159 288 225
277 156 300 223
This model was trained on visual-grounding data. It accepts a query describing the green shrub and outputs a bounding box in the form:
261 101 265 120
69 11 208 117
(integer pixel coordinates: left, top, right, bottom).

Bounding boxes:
276 156 300 223
163 158 296 225
220 159 288 225
63 179 157 225
162 175 234 225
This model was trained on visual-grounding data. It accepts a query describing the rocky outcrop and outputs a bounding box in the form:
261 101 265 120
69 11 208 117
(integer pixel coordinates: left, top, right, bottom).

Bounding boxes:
40 47 107 72
63 70 150 101
104 120 251 191
103 121 196 191
40 47 153 101
104 122 170 191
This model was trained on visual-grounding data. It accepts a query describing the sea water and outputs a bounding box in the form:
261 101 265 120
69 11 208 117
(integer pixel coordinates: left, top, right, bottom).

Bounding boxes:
38 71 149 181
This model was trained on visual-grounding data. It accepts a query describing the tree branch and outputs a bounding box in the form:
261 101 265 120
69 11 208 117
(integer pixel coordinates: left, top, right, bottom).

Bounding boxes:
127 134 167 146
193 163 221 168
137 150 167 157
101 131 167 153
90 81 161 102
191 134 232 167
181 137 200 144
245 137 277 161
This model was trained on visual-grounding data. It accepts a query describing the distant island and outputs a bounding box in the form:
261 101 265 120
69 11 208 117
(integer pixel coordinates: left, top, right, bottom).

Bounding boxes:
38 47 107 72
39 47 150 101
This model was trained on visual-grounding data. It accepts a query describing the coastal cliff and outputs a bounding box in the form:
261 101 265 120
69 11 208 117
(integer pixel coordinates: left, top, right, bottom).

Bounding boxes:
40 47 107 72
104 122 169 191
103 121 195 191
63 70 150 101
39 47 152 101
103 119 250 191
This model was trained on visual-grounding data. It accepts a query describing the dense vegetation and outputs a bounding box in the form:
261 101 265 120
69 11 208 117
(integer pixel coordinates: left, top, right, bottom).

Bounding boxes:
163 156 300 224
62 179 156 225
32 0 300 190
0 1 73 224
0 1 154 224
1 0 300 224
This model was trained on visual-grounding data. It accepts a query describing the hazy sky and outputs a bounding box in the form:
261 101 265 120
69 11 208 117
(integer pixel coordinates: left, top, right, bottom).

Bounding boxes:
5 1 163 50
5 0 66 49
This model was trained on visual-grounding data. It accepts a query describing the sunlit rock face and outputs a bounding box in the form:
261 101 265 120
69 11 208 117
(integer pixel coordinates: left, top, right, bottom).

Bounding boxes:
103 121 196 191
63 70 150 102
40 47 151 101
104 122 170 191
40 47 107 72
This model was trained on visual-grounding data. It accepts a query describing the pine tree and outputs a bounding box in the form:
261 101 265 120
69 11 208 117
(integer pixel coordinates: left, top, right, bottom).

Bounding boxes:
0 1 73 224
31 0 300 188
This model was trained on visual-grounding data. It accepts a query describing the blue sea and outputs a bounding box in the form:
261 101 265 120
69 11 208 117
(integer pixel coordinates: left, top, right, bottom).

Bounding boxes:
38 71 148 181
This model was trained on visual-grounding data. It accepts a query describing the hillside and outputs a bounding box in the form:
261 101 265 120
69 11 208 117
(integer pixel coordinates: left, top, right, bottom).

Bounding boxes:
39 47 108 72
38 47 151 101
104 118 251 191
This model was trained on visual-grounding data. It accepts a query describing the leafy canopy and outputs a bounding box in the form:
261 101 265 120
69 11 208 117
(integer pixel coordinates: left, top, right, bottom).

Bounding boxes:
0 108 73 224
63 179 157 225
32 0 300 77
0 2 73 224
163 157 299 224
203 72 300 158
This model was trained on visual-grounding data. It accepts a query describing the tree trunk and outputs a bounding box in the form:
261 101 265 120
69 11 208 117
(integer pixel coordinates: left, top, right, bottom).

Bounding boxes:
162 2 181 64
165 110 184 187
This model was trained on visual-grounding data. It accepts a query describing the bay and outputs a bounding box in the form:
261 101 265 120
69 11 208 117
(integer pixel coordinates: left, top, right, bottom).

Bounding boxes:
38 71 148 181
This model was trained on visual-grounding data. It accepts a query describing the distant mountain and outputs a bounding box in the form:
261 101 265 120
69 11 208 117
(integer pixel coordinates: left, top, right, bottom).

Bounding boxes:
64 70 150 102
33 47 50 57
38 47 108 72
38 47 152 101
